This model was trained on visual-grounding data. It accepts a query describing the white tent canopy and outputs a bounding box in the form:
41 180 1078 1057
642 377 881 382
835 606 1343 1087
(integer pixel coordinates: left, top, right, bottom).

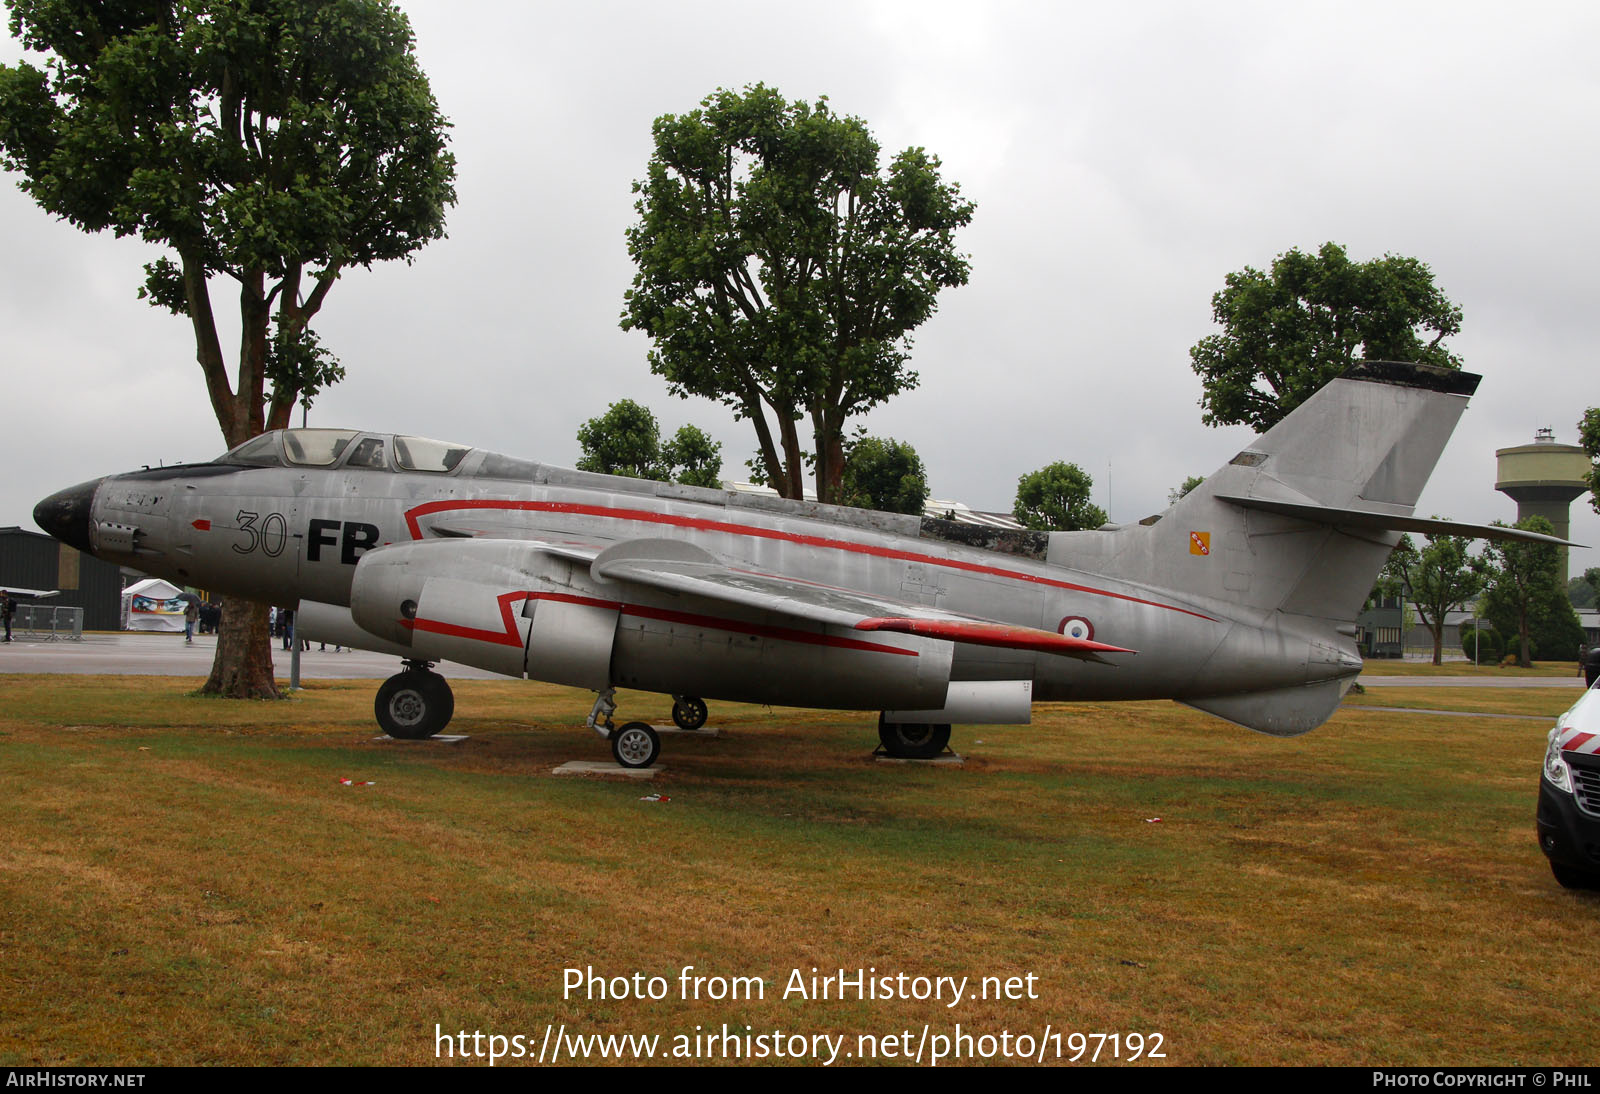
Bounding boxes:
121 577 188 632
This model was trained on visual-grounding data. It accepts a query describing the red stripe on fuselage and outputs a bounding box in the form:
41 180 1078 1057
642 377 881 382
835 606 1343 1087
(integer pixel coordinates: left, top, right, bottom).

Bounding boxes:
403 499 1215 621
406 590 919 657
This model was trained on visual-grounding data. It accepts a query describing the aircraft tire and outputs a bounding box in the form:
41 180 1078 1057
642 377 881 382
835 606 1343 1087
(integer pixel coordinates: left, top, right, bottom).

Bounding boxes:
877 717 951 760
671 696 709 731
611 721 661 768
1551 860 1600 891
376 670 453 740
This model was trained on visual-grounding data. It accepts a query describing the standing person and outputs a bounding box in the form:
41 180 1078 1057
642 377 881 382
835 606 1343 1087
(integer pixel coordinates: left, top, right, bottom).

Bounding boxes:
1 592 13 643
281 607 295 651
183 598 199 645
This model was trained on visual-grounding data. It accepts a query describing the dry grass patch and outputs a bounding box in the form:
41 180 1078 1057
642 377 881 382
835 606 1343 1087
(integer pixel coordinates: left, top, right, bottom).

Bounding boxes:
0 675 1596 1066
1344 687 1577 718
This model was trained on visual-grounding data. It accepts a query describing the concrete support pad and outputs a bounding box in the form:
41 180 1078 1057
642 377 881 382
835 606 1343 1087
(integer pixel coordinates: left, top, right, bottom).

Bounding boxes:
874 752 965 766
648 725 722 737
552 760 662 779
373 734 469 744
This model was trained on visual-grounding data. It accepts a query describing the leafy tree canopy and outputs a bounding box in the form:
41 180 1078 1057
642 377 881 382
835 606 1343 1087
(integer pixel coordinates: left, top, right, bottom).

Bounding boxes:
1479 516 1574 666
1013 461 1107 532
575 399 723 488
1386 528 1483 666
1569 575 1596 611
661 424 723 490
1580 408 1600 516
0 0 456 700
621 83 974 504
1190 242 1463 432
0 0 457 445
1168 475 1205 506
838 436 929 515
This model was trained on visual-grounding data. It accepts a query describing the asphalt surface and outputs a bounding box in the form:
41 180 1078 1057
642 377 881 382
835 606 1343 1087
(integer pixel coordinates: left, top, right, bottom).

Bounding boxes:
0 632 502 680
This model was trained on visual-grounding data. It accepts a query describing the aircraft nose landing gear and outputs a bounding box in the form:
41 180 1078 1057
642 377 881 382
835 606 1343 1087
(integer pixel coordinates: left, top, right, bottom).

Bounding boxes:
587 688 662 769
376 661 455 739
610 722 661 768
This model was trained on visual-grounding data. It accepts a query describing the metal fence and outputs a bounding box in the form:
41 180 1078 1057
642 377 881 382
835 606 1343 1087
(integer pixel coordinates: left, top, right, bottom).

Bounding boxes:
14 603 84 641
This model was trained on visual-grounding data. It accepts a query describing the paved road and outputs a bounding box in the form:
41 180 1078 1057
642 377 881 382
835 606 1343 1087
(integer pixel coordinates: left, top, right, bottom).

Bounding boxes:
0 632 502 680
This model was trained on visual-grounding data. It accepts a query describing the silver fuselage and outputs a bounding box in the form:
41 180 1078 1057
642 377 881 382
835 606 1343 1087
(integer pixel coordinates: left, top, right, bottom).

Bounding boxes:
51 442 1357 715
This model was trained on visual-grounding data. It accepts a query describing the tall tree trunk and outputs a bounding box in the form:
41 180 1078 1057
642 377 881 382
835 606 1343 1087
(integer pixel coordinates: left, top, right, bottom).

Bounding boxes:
203 598 280 699
816 428 847 505
777 415 806 501
193 268 281 699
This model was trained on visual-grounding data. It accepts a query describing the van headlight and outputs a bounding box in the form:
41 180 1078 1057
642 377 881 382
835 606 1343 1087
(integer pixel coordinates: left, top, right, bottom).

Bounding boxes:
1545 730 1575 793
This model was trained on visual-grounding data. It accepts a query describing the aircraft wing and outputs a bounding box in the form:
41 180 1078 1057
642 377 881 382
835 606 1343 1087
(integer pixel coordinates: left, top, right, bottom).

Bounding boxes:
589 539 1134 662
0 586 58 599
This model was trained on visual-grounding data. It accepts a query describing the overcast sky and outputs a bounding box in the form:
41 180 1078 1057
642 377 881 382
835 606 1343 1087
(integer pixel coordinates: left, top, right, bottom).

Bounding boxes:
3 0 1596 578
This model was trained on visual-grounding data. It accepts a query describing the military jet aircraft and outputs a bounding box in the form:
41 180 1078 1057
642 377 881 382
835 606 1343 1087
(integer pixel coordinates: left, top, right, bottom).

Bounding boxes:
34 361 1563 768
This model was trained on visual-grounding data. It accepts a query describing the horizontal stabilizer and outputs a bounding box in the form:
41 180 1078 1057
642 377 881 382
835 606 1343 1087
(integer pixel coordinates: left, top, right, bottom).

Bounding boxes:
1213 494 1581 547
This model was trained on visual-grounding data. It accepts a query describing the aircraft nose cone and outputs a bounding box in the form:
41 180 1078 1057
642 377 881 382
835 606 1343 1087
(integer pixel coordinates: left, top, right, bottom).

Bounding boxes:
34 478 103 553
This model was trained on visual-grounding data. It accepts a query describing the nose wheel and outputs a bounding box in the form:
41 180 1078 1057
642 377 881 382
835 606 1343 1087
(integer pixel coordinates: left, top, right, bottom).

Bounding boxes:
610 721 662 769
587 689 663 769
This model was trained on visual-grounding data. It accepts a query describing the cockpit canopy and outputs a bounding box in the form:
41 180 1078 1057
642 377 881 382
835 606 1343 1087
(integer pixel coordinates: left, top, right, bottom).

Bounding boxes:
219 429 470 474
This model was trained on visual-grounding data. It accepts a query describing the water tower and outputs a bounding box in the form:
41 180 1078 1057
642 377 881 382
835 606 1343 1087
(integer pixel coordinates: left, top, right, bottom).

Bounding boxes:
1494 428 1591 577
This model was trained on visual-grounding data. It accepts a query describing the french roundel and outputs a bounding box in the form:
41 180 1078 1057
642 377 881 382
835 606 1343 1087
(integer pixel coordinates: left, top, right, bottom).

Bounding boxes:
1058 616 1094 641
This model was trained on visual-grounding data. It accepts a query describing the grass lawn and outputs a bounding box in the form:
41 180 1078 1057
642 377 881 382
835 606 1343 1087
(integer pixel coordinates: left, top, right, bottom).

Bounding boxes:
0 675 1592 1067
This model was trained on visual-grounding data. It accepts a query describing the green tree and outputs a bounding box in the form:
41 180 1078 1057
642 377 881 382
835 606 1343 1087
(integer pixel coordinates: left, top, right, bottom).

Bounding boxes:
1459 623 1503 666
838 436 929 515
1013 462 1107 532
575 399 723 487
1480 516 1570 666
0 0 456 699
1386 529 1482 666
1168 475 1205 506
1580 408 1600 515
576 399 668 480
1569 575 1596 610
1190 242 1463 432
621 84 974 504
661 425 723 489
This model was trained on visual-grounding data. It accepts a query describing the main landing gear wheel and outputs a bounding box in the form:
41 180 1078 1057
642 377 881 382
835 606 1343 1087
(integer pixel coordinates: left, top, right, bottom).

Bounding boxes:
375 670 454 740
671 695 709 731
877 716 951 760
611 721 661 769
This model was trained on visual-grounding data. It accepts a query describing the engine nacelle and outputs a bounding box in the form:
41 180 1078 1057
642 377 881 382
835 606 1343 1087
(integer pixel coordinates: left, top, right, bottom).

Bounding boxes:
348 540 617 685
346 538 956 709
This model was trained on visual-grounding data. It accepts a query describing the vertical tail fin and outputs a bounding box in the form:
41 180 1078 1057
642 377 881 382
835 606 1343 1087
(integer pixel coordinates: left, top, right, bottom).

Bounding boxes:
1085 361 1479 623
